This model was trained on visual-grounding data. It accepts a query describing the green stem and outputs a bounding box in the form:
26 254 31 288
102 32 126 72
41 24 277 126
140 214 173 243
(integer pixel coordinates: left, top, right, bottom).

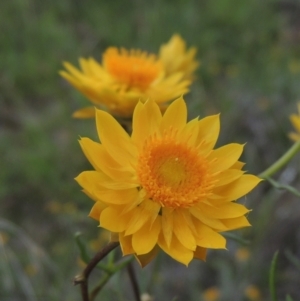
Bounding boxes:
259 141 300 179
74 241 120 301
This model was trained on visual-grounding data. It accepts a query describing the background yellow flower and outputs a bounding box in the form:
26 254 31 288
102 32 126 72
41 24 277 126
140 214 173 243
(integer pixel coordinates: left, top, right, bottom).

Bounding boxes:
76 97 261 266
60 36 197 118
288 102 300 141
159 34 199 80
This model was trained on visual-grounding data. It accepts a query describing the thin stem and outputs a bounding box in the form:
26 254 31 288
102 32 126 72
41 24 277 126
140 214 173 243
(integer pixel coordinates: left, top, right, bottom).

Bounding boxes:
74 241 120 301
90 274 111 301
259 140 300 179
127 261 141 301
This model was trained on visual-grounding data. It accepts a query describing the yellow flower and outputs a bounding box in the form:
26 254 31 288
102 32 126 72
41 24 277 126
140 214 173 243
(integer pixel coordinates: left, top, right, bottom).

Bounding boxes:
289 102 300 141
159 34 199 80
244 285 261 301
60 38 193 118
202 287 220 301
76 97 261 266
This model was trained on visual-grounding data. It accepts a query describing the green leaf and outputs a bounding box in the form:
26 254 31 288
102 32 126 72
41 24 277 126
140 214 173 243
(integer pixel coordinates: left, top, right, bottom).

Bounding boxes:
222 232 250 245
286 295 294 301
269 251 279 301
74 232 91 264
284 249 300 271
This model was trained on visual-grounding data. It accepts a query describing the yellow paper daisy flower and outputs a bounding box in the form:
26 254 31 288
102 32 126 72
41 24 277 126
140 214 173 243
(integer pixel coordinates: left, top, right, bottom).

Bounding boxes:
76 97 261 266
60 37 195 118
289 102 300 141
159 34 199 80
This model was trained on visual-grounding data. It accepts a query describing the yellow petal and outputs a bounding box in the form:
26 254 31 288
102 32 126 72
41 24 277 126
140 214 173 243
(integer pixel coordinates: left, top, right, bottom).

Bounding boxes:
196 115 220 153
172 210 196 251
221 216 251 231
190 208 227 231
288 132 300 141
290 114 300 132
196 202 250 219
98 188 139 205
207 143 244 173
160 96 187 132
132 217 161 255
95 109 137 166
125 200 160 235
230 161 245 170
161 207 174 248
89 202 106 220
194 246 207 261
193 220 226 249
119 232 134 255
131 99 162 149
215 169 245 187
158 232 193 266
178 117 200 146
100 206 133 232
75 171 109 195
72 107 96 118
135 246 159 267
214 174 262 201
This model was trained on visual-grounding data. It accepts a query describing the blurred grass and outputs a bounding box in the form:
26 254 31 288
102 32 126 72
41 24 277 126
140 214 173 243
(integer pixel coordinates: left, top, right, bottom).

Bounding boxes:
1 0 300 300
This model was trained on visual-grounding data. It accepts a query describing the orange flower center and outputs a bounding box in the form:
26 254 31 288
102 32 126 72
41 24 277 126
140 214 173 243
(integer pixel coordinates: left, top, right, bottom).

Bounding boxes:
103 47 163 91
137 133 216 208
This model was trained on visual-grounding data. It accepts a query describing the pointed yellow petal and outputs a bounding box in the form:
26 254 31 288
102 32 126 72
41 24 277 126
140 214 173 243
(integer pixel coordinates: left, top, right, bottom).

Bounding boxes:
79 137 135 181
119 233 134 255
158 232 193 266
131 100 162 149
98 188 139 205
161 207 174 248
196 202 250 219
172 210 196 250
193 220 226 249
196 114 220 153
190 208 227 231
75 171 109 197
214 174 262 201
221 216 251 231
160 96 187 132
215 169 245 187
100 207 133 232
178 117 200 146
72 107 96 118
132 217 161 255
207 144 244 173
290 114 300 132
230 161 245 170
125 200 160 235
89 202 106 221
96 109 137 165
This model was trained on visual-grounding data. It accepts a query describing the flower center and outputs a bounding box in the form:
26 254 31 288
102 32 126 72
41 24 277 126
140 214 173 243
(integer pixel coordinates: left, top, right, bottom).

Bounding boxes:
137 133 215 208
103 47 163 91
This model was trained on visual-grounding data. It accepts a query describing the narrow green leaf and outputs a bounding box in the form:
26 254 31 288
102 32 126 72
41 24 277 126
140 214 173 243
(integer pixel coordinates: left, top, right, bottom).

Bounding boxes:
269 251 279 301
286 295 294 301
222 232 250 245
284 249 300 271
74 232 91 264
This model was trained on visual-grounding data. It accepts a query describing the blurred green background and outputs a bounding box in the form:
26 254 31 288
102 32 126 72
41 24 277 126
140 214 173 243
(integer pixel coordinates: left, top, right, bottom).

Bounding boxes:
1 0 300 300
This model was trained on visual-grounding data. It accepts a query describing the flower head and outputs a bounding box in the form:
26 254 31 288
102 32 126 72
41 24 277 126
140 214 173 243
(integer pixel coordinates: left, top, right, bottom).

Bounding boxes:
289 102 300 141
60 36 196 118
76 97 261 266
159 34 199 80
